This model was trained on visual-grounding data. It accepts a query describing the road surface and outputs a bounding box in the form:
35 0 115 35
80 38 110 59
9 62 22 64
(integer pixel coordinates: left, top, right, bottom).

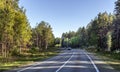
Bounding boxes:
6 49 119 72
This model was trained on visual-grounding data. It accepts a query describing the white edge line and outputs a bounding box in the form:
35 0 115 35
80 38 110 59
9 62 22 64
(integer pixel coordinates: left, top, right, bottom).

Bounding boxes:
17 63 40 72
85 52 100 72
17 61 47 72
17 67 32 72
17 52 73 72
55 52 74 72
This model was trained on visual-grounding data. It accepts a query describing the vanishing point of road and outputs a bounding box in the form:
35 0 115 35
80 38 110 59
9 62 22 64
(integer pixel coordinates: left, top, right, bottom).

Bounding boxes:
6 49 119 72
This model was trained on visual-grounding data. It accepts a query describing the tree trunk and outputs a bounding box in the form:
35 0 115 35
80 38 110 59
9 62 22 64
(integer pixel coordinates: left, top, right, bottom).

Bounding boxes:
45 40 48 50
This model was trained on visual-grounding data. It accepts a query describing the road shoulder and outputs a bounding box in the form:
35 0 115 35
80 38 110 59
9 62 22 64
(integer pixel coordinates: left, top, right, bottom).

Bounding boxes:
85 49 120 72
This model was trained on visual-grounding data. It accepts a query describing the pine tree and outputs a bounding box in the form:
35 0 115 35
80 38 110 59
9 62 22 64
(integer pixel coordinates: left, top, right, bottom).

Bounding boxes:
112 0 120 51
32 21 54 51
0 0 32 56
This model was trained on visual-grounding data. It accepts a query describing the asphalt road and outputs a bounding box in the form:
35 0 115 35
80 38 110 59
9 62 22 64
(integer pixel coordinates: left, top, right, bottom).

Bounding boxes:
6 49 119 72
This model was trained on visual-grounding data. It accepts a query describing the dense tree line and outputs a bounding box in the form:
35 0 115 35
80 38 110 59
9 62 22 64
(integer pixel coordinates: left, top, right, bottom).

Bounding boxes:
61 31 77 47
0 0 55 58
61 27 87 48
31 21 55 51
61 0 120 52
1 0 120 58
86 12 115 51
0 0 32 57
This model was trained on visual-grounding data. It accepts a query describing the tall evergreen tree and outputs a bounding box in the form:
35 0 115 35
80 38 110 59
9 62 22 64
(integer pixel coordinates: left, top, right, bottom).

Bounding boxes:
112 0 120 51
0 0 32 56
32 21 54 51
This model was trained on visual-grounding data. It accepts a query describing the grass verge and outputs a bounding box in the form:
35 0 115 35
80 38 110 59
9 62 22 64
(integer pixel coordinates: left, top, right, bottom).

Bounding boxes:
86 48 120 71
0 47 60 72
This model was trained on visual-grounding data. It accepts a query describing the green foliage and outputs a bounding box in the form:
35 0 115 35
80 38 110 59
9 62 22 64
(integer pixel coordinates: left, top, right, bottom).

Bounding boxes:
54 37 61 47
61 12 115 51
31 21 55 51
10 47 20 56
112 0 120 51
61 27 89 48
13 8 32 47
0 47 59 72
1 0 120 68
77 27 87 47
61 31 77 47
0 0 32 57
0 0 15 43
55 37 61 45
69 36 79 48
29 47 39 53
115 0 120 16
86 12 114 51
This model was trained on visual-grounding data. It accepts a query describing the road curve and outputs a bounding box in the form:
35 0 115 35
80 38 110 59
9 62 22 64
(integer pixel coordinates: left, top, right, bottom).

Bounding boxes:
5 49 119 72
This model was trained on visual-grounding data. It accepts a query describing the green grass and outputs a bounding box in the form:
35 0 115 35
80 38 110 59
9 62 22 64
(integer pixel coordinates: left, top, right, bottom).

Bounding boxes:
0 61 31 72
86 48 120 71
0 47 60 72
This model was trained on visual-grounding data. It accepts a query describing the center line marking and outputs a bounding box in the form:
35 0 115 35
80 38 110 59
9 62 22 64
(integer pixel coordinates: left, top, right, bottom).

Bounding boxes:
55 52 74 72
84 52 100 72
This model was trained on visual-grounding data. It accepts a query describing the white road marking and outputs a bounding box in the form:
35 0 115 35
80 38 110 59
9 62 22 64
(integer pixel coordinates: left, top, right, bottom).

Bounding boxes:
17 51 72 72
17 63 40 72
84 52 100 72
55 52 74 72
17 67 32 72
17 60 56 72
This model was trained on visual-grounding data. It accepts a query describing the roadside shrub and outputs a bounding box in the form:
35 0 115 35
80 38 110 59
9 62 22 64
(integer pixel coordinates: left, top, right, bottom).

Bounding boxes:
29 47 39 53
10 46 20 56
111 52 120 60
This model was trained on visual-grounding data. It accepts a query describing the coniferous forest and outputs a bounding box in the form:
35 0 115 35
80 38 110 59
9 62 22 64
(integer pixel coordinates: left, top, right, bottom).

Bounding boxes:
0 0 120 71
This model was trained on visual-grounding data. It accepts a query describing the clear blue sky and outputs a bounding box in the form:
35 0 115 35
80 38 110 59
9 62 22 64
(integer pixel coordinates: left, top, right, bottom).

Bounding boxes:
19 0 116 37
